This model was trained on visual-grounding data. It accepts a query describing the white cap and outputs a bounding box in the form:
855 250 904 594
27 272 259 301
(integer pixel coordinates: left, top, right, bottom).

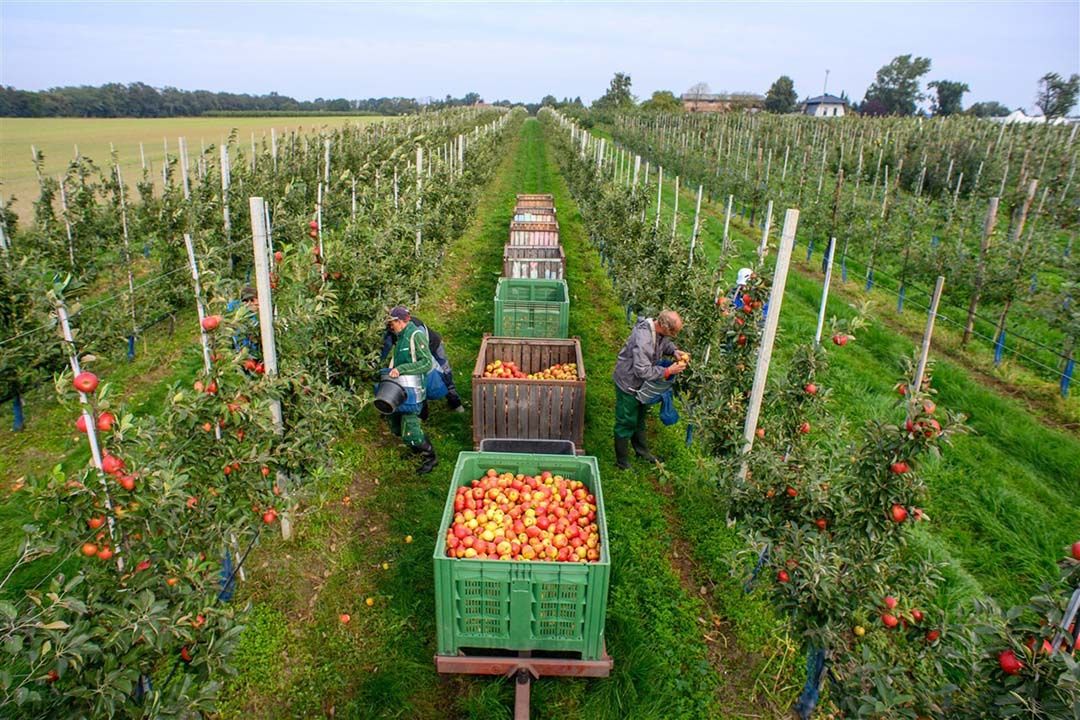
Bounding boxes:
736 268 753 285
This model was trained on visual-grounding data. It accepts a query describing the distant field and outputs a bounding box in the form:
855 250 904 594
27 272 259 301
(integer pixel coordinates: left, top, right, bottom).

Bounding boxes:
0 115 395 219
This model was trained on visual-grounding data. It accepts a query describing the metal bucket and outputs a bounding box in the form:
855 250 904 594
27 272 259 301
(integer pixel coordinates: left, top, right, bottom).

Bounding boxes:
373 379 407 414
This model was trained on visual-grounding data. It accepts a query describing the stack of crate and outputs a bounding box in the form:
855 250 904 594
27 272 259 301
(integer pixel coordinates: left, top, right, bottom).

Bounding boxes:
434 191 610 688
476 193 584 451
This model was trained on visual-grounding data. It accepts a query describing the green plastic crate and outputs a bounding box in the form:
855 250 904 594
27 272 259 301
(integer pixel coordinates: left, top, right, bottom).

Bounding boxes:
493 278 569 339
433 452 610 660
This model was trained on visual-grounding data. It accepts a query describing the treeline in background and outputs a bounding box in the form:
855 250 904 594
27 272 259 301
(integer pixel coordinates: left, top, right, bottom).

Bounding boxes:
0 82 511 117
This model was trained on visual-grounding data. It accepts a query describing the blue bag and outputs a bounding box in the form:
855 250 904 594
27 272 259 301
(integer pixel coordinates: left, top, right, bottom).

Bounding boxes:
425 367 448 400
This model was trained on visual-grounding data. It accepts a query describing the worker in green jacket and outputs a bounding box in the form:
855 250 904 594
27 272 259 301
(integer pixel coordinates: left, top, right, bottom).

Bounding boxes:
385 305 438 473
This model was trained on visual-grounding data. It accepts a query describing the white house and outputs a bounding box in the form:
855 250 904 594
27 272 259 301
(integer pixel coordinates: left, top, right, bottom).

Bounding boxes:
802 94 848 117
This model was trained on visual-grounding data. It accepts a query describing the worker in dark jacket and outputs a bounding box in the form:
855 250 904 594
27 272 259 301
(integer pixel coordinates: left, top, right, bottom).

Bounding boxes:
380 308 463 412
612 310 687 469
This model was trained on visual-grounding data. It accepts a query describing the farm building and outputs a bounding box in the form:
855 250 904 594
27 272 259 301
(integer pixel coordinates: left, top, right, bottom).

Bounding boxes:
802 94 848 117
681 92 764 113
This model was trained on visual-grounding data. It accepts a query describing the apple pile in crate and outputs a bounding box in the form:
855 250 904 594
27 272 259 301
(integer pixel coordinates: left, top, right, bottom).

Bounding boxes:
445 469 601 562
482 360 577 380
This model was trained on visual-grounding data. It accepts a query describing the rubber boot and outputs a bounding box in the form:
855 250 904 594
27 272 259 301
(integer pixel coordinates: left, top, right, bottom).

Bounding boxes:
447 392 465 413
631 430 659 463
614 437 632 470
415 439 438 474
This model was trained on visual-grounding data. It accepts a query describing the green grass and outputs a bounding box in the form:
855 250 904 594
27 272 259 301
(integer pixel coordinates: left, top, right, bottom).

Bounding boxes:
222 118 789 719
621 149 1080 610
0 115 392 218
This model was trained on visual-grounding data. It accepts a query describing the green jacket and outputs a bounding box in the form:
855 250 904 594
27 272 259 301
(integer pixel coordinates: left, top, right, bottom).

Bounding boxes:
390 322 435 376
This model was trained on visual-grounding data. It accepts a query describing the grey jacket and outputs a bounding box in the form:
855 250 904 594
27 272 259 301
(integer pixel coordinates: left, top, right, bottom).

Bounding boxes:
613 318 679 395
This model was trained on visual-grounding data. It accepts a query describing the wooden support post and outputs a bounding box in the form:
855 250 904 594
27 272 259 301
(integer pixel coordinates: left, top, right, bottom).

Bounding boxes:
911 276 945 401
249 197 292 540
739 210 799 480
814 238 836 346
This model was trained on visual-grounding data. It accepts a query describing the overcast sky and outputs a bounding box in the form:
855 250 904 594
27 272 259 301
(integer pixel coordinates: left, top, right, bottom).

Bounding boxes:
2 1 1078 112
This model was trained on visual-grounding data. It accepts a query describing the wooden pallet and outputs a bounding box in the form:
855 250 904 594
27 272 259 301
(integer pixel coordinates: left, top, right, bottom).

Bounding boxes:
472 336 585 451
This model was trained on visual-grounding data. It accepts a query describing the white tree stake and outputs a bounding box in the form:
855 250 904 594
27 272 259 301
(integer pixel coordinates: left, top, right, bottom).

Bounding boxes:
249 198 291 540
115 166 138 343
910 275 945 401
220 145 232 243
323 139 331 185
814 237 836 345
758 199 774 260
56 299 123 570
671 176 680 241
182 233 223 443
58 177 75 269
655 166 663 231
688 184 703 267
722 194 734 253
271 128 278 173
739 209 800 480
178 137 191 200
415 146 424 256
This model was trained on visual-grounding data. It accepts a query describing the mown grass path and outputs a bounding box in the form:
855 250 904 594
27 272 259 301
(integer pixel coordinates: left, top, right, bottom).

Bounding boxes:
223 118 787 719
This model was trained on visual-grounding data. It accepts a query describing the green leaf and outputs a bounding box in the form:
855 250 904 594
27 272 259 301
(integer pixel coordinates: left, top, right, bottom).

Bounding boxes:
37 621 70 630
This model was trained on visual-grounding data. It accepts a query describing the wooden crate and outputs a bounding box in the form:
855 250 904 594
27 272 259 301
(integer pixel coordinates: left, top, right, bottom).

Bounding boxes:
516 193 555 209
472 336 586 450
509 220 560 247
513 207 557 223
503 244 566 279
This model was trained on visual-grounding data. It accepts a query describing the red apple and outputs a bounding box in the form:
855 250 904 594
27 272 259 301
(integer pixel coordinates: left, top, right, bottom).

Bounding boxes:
998 649 1022 675
73 371 99 394
890 461 910 475
890 504 908 523
96 411 116 432
201 315 222 332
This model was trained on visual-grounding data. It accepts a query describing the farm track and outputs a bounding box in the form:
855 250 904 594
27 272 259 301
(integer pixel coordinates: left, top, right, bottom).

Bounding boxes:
224 118 787 719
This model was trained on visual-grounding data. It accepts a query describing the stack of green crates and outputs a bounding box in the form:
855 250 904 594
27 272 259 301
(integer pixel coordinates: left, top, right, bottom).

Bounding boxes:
433 452 610 660
493 278 569 339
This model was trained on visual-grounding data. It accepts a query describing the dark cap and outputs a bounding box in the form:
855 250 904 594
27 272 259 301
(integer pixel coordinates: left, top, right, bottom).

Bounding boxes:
386 305 411 322
241 286 257 302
